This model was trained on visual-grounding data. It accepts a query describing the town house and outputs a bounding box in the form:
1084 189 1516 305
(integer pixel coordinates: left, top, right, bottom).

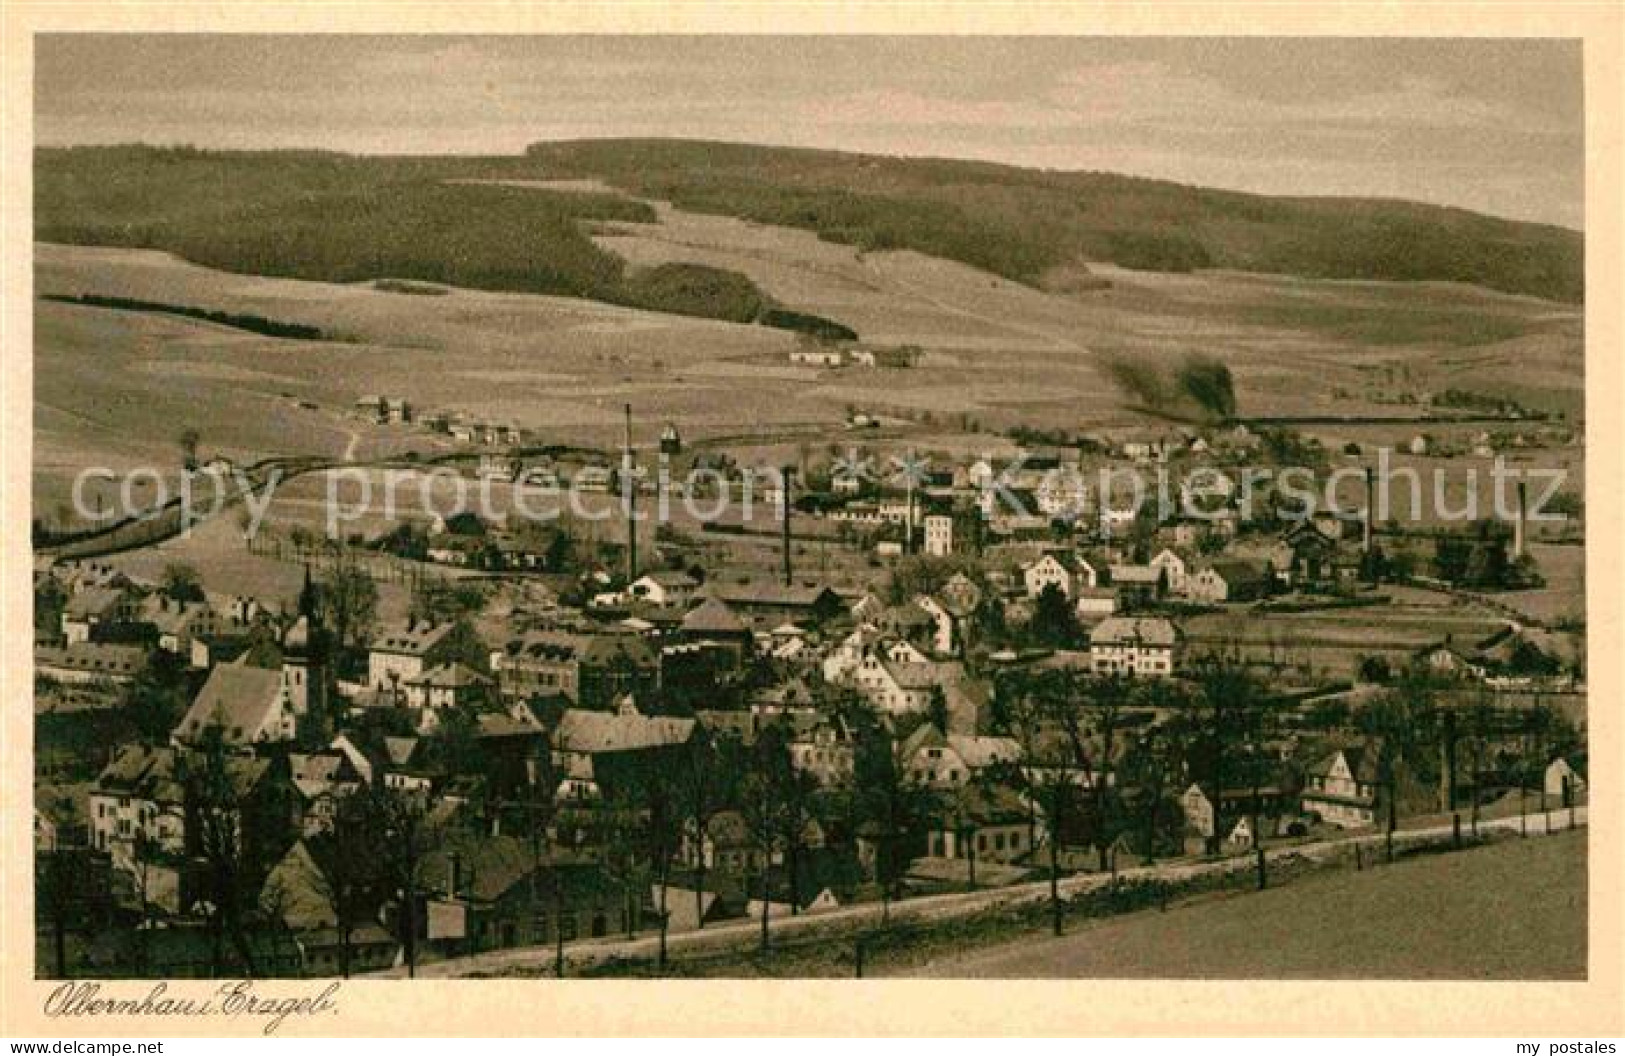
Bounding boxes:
1088 617 1181 677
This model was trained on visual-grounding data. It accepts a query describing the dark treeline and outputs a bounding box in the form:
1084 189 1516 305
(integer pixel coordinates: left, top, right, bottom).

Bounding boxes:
41 293 327 340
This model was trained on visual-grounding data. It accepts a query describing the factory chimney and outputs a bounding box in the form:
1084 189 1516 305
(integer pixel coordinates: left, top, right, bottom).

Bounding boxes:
1514 480 1528 558
1362 465 1375 554
623 403 637 585
781 466 794 586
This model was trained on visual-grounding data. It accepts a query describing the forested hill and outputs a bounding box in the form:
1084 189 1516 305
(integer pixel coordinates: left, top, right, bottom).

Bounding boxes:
523 139 1584 303
35 142 1583 306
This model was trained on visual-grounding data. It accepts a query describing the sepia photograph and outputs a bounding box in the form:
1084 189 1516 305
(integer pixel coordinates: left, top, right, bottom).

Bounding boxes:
7 10 1617 1039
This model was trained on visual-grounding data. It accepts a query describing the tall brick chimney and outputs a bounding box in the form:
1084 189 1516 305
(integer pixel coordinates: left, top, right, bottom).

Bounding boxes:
1363 465 1375 553
1514 480 1528 558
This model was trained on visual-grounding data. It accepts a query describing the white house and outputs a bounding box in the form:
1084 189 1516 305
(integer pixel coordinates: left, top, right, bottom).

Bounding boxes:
628 570 700 608
1074 586 1119 619
923 514 954 557
1545 758 1586 804
1149 548 1193 597
1088 617 1180 677
1023 554 1073 599
902 724 1021 788
789 347 845 367
1301 747 1380 828
368 622 458 693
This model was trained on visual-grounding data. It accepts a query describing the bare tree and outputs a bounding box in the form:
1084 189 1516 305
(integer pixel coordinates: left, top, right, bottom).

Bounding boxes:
740 739 791 954
853 722 934 925
377 785 436 978
675 729 728 931
180 731 262 977
306 788 388 978
317 556 379 654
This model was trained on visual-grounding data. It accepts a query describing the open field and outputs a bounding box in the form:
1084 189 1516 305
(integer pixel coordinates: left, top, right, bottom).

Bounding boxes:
909 828 1586 979
34 163 1584 560
36 225 1582 509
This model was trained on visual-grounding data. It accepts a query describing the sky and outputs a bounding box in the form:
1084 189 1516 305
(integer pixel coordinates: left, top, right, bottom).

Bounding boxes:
34 35 1584 229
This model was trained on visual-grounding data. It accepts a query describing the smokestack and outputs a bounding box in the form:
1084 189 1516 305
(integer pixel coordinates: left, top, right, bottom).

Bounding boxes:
1362 466 1374 554
1515 481 1527 557
624 403 637 585
905 452 916 555
781 466 794 587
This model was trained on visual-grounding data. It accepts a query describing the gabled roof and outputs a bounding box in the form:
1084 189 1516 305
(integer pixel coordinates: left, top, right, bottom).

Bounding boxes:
709 581 840 610
877 602 933 630
1090 617 1179 648
900 722 949 759
424 833 539 903
949 783 1032 826
411 662 492 689
947 734 1022 769
174 663 286 745
505 631 657 668
635 570 699 589
288 751 351 787
142 597 211 636
383 736 421 766
96 743 268 805
554 708 694 754
476 712 546 740
1108 565 1164 585
35 642 148 676
64 586 130 620
370 622 455 657
1309 743 1383 785
1202 559 1270 587
681 598 748 636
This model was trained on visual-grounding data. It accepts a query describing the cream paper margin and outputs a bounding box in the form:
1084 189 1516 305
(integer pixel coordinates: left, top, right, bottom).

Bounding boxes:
0 1 1618 1037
